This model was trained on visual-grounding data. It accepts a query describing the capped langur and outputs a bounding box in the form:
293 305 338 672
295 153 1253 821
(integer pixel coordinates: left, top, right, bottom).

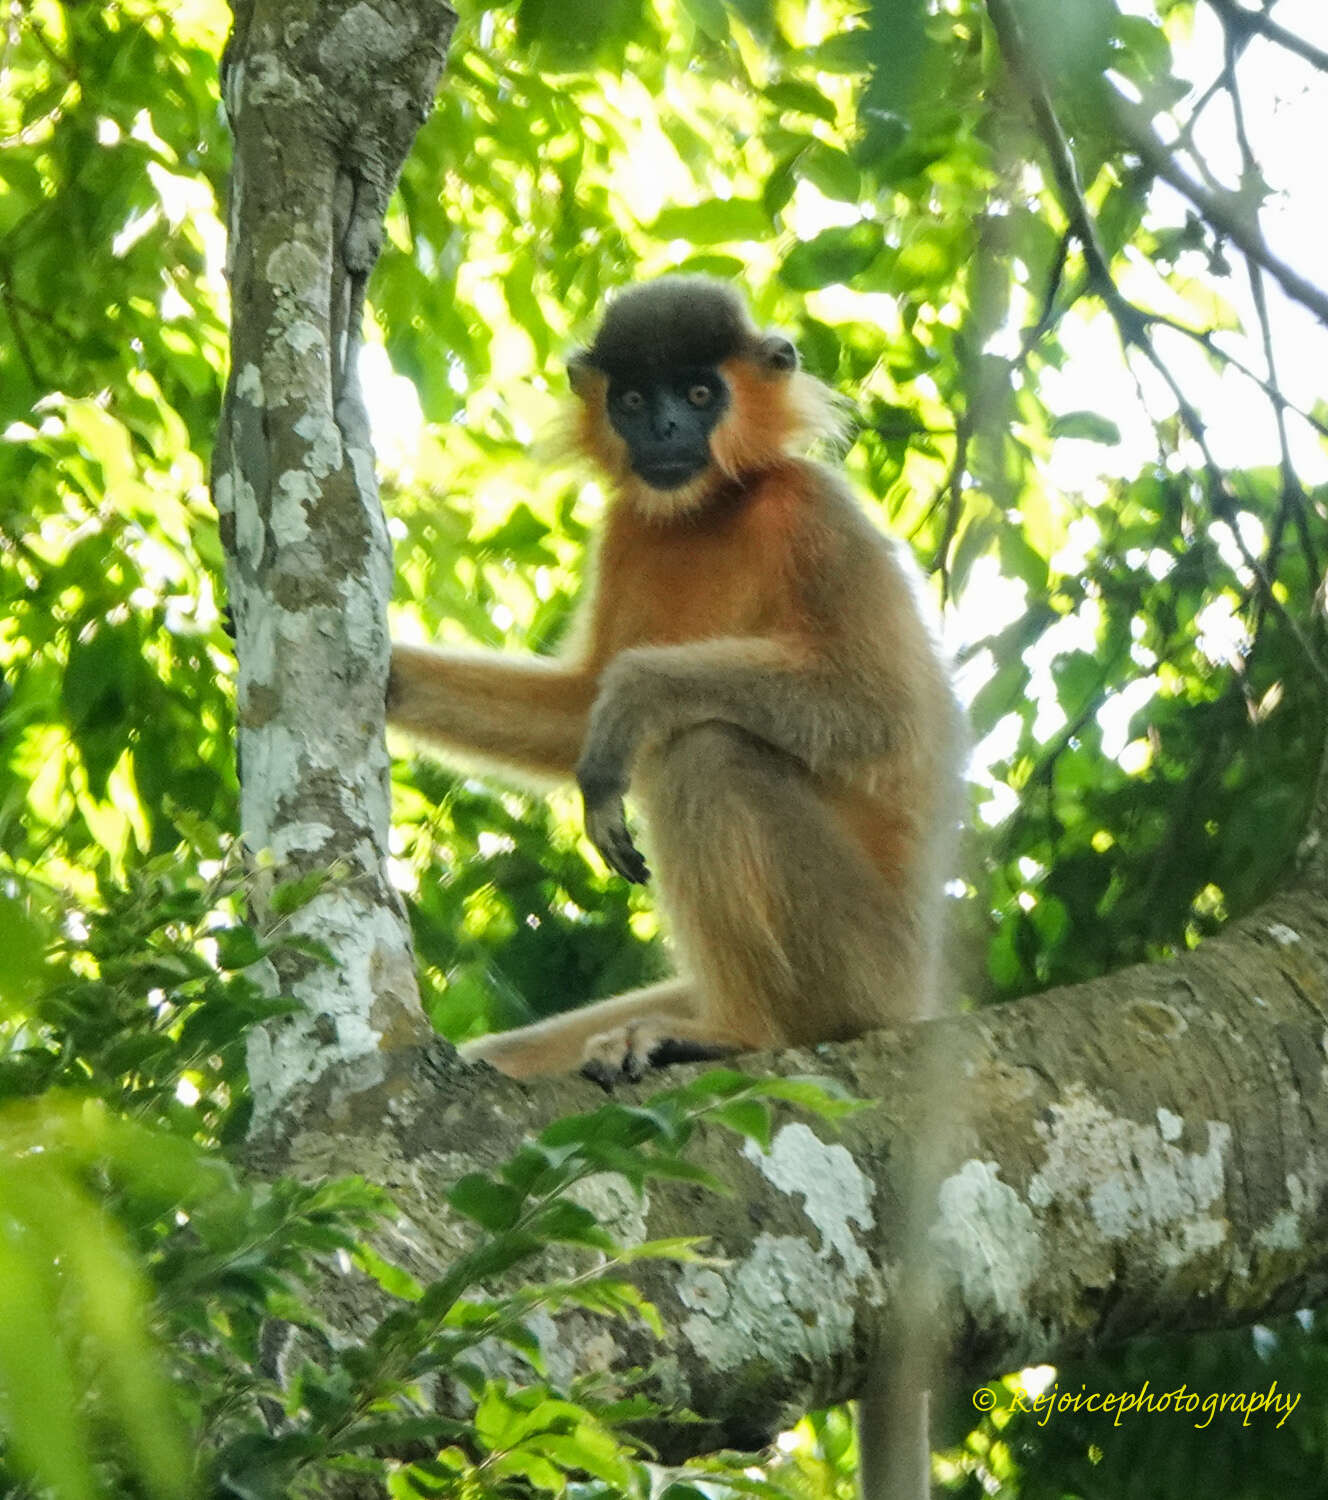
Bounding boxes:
389 276 964 1085
389 276 963 1500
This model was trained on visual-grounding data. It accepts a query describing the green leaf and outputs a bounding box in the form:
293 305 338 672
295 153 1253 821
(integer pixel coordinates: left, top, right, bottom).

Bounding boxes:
779 222 882 290
765 80 837 124
678 0 730 40
711 1098 772 1149
355 1243 424 1301
524 1426 634 1485
1050 410 1122 444
0 1173 97 1500
30 1175 192 1499
447 1173 525 1230
514 0 648 70
214 925 269 970
529 1199 616 1250
268 868 335 916
0 895 49 1015
799 143 861 203
488 1450 566 1491
647 198 770 245
754 1075 872 1120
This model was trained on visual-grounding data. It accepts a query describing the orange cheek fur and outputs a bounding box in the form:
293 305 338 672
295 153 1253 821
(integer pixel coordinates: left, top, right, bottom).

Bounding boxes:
710 360 842 480
573 382 632 483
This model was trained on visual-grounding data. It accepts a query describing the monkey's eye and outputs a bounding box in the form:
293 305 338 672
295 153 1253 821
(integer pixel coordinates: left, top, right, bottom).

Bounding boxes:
619 389 645 412
687 383 713 407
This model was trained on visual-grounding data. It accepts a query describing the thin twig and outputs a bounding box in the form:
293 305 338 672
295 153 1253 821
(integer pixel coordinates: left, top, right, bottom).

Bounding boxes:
1015 228 1073 364
1130 341 1328 693
1142 310 1328 442
1217 15 1320 587
0 271 43 388
1107 90 1328 329
1206 0 1328 75
929 415 971 599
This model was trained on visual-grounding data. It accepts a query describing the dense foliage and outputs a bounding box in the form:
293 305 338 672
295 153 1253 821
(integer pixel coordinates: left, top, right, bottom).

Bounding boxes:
2 0 1327 1494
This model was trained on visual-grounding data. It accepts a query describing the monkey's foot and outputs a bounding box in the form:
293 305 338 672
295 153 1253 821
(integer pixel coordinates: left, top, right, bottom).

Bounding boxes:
580 1022 736 1089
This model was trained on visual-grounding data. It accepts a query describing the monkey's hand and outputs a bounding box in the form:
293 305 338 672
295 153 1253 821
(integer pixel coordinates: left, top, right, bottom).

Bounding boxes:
578 669 652 883
581 787 650 885
577 761 650 885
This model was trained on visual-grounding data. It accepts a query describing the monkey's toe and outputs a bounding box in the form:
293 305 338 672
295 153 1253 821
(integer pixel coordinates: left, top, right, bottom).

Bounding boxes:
581 1058 620 1092
582 1021 656 1084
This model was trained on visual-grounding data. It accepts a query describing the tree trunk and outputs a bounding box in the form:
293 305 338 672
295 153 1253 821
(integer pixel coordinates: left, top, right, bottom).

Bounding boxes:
213 0 456 1126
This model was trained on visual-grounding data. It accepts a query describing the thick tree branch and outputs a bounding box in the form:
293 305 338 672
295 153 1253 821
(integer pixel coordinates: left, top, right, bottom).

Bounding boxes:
253 851 1328 1462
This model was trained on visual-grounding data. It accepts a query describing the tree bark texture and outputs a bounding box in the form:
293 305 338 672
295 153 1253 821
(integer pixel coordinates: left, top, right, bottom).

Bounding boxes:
213 0 456 1125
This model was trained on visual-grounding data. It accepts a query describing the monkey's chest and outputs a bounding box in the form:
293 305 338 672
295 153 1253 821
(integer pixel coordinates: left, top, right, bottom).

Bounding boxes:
599 508 801 651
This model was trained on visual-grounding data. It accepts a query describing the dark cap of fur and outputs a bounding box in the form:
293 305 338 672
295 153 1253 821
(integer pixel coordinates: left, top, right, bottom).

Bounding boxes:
575 277 757 381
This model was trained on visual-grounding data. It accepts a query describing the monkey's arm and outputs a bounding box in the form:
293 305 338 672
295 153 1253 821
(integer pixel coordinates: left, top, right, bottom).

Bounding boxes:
388 643 598 782
575 635 905 879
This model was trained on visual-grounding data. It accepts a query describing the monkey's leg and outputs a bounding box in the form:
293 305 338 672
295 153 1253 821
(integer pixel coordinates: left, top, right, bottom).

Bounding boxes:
640 722 928 1051
458 979 698 1080
388 643 597 780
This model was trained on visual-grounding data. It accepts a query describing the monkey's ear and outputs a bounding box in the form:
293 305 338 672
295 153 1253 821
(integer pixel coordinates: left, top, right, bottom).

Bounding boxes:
568 351 599 399
756 333 798 374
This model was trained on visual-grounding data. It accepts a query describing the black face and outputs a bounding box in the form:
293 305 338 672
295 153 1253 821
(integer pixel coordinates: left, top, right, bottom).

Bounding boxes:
606 367 730 490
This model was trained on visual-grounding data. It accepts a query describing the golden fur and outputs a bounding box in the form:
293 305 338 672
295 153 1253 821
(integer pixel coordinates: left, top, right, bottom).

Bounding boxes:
387 284 963 1080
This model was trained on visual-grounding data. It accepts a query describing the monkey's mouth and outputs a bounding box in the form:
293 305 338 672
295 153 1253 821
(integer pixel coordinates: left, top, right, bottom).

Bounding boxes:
635 458 707 490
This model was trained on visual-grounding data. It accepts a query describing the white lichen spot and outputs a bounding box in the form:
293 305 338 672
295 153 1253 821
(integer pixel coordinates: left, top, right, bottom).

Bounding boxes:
1156 1107 1184 1142
1029 1086 1232 1272
928 1160 1041 1330
214 470 234 517
745 1123 875 1277
677 1122 878 1375
342 576 382 659
247 892 414 1127
270 469 317 545
1171 1217 1227 1263
236 362 264 404
222 56 245 114
242 50 310 108
239 723 305 831
232 471 263 567
294 411 343 477
265 240 323 297
284 319 326 357
236 610 276 700
678 1268 731 1318
270 821 335 860
1256 1168 1320 1253
568 1173 648 1246
272 469 318 546
1255 1208 1302 1253
274 605 316 654
679 1233 856 1372
347 442 378 500
1267 923 1301 946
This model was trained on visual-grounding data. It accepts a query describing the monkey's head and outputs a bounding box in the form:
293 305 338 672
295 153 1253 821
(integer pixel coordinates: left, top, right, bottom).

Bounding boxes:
567 278 839 514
